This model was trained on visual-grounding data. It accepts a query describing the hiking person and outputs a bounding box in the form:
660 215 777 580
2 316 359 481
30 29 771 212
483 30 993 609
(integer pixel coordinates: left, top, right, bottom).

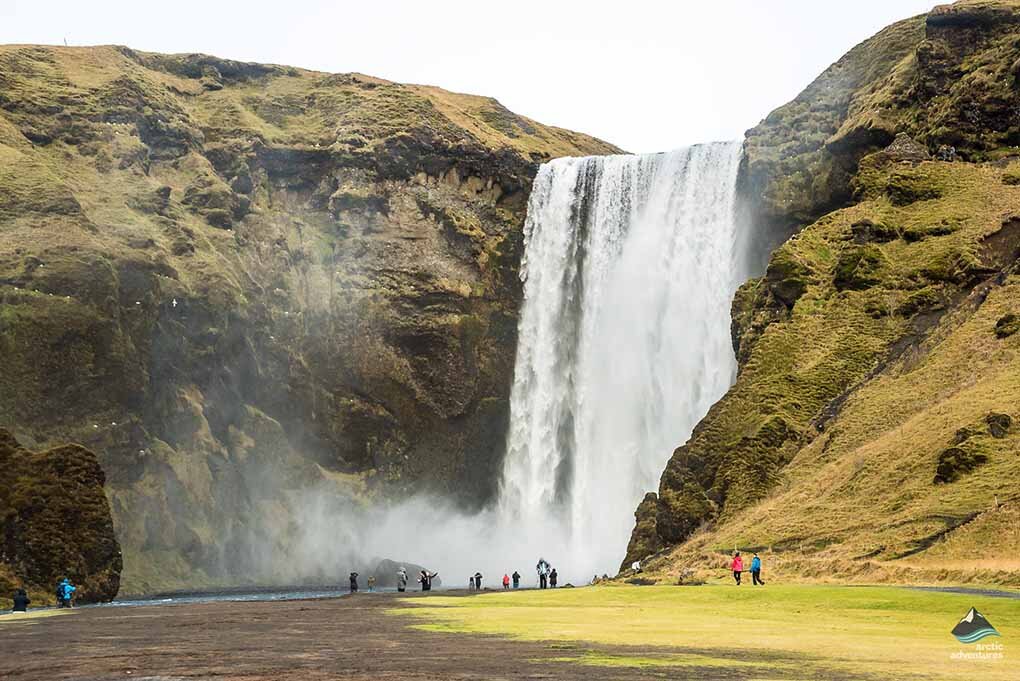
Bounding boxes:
536 558 550 589
502 573 510 590
474 571 483 590
12 589 30 612
419 570 437 592
349 571 359 593
731 552 743 585
751 553 765 586
468 575 475 590
397 567 408 593
55 580 66 608
512 571 520 589
367 575 376 592
549 568 558 588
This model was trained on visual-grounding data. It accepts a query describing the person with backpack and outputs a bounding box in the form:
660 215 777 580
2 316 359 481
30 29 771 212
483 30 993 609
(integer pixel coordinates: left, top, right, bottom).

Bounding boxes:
731 552 743 586
349 571 359 593
549 568 558 588
397 567 408 593
511 571 521 589
56 578 76 607
12 589 30 612
750 553 765 586
502 573 510 590
474 571 483 590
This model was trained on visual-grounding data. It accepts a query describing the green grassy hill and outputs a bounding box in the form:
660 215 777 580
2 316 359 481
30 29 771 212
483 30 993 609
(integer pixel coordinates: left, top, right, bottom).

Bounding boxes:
629 0 1020 586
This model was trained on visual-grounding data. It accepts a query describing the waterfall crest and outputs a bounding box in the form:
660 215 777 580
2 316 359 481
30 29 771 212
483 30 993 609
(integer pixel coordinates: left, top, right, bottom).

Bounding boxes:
497 142 748 579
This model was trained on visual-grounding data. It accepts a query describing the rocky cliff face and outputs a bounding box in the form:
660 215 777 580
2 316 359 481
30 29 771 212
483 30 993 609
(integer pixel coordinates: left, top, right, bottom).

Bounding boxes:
628 0 1020 584
0 429 122 605
0 45 618 594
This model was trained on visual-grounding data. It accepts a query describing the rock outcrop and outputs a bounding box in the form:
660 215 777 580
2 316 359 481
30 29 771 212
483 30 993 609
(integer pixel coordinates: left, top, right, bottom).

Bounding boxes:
629 0 1020 584
0 429 122 605
741 1 1020 239
0 45 619 593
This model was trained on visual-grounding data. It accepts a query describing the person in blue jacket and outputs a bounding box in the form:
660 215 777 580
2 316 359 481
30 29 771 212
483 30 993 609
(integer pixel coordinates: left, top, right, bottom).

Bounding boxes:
57 578 76 607
750 553 765 586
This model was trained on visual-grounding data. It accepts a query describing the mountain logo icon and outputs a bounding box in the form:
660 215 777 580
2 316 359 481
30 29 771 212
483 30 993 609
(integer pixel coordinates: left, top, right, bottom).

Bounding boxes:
951 607 1001 644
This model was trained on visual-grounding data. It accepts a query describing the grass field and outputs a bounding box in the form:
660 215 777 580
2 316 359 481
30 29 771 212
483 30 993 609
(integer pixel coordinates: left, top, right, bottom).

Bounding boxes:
394 585 1018 680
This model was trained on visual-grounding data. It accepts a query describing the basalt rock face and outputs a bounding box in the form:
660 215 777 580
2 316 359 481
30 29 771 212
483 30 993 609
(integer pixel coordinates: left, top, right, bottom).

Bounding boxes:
0 45 619 593
0 429 122 605
629 1 1020 583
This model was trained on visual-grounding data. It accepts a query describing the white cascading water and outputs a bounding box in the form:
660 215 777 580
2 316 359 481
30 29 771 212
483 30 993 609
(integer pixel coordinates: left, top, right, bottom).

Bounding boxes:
323 142 749 589
496 142 749 582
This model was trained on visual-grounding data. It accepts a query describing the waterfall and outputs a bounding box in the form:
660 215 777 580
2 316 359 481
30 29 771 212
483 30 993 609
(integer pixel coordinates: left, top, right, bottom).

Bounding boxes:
497 142 748 580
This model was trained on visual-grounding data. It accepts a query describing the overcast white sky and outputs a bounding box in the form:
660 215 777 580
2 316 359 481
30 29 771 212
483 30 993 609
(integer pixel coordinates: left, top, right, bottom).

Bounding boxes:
1 1 936 153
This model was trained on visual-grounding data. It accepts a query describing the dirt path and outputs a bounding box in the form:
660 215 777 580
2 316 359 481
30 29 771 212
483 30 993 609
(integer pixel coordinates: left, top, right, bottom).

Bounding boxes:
0 592 864 680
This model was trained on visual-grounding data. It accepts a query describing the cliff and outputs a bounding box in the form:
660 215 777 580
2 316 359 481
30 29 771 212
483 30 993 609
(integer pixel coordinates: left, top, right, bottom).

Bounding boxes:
628 0 1020 585
0 44 619 594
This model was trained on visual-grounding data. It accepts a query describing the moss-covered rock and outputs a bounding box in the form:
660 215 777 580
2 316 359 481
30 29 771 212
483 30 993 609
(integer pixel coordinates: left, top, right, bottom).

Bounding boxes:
994 313 1019 337
0 429 121 606
934 446 988 484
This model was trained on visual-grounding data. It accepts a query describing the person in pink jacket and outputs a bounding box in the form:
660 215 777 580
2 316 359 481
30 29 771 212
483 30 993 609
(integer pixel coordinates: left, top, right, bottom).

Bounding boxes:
731 552 743 585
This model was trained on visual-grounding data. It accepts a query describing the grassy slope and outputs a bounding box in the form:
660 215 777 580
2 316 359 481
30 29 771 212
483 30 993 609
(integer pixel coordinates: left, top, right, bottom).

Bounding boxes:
395 586 1020 680
641 156 1020 586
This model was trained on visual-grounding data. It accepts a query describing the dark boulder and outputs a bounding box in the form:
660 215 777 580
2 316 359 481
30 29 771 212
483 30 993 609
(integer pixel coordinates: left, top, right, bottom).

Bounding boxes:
370 559 441 589
0 429 122 605
986 413 1011 439
995 314 1019 338
933 446 988 484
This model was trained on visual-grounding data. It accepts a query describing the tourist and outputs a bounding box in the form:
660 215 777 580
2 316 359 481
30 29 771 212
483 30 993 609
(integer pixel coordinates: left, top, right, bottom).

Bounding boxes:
502 573 510 590
731 552 743 585
751 553 765 586
349 571 359 593
56 578 76 607
468 575 475 590
419 569 437 592
474 571 483 590
512 571 521 589
536 558 550 589
397 567 408 593
549 568 558 588
367 575 376 592
12 589 30 612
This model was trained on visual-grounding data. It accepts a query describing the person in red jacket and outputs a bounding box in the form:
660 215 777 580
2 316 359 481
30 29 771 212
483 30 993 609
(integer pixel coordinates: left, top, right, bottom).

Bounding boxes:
502 573 510 590
731 552 743 585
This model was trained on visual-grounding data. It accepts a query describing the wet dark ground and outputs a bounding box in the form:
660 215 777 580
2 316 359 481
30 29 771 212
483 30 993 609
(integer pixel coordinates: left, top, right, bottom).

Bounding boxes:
0 592 876 680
